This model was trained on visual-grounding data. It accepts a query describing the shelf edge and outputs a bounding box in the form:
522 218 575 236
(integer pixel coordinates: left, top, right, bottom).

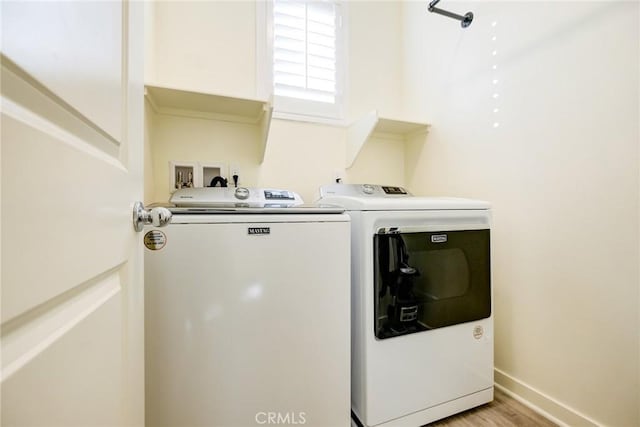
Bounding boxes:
144 84 268 125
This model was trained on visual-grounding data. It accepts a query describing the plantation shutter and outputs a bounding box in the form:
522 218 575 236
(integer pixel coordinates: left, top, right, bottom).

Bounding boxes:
273 0 338 105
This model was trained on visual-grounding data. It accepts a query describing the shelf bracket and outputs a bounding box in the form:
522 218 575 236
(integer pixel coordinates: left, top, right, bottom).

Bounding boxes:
346 110 378 169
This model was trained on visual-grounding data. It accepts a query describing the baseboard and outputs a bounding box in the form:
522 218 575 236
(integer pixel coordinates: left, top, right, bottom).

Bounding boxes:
494 368 601 427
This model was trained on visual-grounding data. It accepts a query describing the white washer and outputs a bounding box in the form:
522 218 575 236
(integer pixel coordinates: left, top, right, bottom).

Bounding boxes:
319 184 493 427
145 187 351 427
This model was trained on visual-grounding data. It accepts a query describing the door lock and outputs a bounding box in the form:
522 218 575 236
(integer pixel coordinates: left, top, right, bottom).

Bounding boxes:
133 202 172 232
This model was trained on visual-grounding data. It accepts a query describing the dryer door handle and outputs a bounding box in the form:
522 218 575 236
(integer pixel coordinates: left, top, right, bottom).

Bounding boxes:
376 224 489 234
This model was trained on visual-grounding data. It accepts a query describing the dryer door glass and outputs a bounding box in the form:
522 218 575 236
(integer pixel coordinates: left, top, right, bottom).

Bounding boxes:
374 229 491 339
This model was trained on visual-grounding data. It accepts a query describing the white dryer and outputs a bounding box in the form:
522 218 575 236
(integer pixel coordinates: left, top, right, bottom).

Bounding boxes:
319 184 493 427
145 187 351 427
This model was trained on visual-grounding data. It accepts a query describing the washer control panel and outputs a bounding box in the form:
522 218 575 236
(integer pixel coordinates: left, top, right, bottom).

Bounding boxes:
171 187 303 207
264 189 295 200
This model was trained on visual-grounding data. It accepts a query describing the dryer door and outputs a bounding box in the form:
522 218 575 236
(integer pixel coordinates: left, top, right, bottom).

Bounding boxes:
374 228 491 339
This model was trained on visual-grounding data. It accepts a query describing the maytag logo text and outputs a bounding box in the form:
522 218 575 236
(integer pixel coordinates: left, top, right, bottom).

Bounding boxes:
431 234 448 243
248 227 270 235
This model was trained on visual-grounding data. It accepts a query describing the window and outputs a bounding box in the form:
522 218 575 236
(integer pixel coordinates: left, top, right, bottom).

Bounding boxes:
261 0 345 122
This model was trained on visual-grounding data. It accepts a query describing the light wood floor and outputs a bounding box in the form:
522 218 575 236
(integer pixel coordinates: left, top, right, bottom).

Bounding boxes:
425 388 558 427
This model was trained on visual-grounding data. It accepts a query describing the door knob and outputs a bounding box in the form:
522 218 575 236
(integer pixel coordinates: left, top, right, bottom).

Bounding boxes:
133 201 172 232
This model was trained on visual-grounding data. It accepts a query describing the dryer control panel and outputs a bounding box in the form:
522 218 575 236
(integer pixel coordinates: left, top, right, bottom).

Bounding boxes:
320 184 412 198
381 186 408 195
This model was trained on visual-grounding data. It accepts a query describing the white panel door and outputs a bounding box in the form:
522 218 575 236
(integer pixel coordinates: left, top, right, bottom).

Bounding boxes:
1 1 145 426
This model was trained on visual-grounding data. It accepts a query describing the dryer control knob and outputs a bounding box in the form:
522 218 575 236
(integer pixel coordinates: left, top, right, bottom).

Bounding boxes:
362 184 375 195
234 187 250 200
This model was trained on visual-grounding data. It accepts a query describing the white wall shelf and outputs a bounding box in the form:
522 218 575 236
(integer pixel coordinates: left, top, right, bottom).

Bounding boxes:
346 110 430 168
145 85 273 162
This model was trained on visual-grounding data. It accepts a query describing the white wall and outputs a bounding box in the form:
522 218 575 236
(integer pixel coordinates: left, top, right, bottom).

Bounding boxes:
146 105 406 203
145 0 410 203
148 1 257 98
403 2 639 426
146 0 406 115
347 1 404 120
148 109 260 202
